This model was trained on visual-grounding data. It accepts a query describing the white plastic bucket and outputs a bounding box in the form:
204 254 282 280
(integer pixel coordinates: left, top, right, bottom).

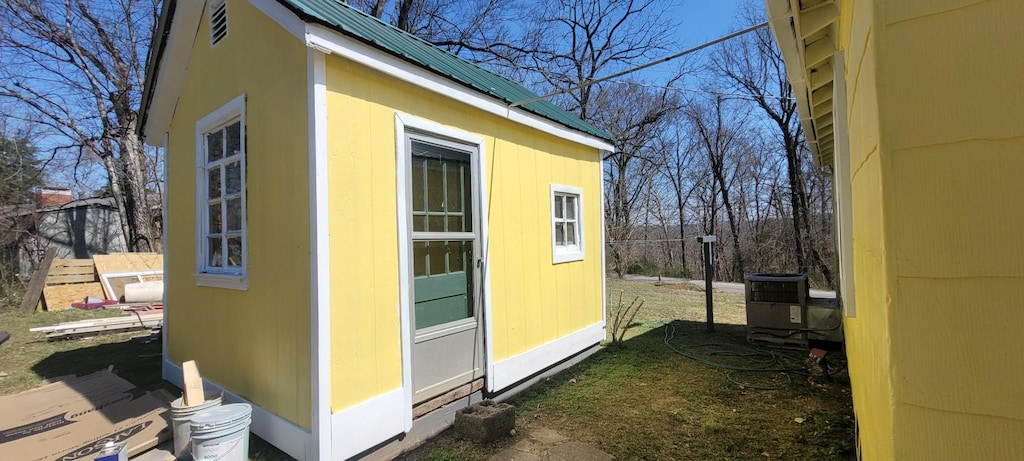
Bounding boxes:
170 393 223 458
190 403 252 461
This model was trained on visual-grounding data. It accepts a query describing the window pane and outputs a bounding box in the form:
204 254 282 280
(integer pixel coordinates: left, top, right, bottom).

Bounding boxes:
413 242 427 276
227 237 243 267
225 122 241 157
207 130 223 162
428 215 445 233
426 159 444 212
208 203 222 233
226 197 242 231
554 195 564 218
446 163 463 212
428 241 446 275
567 222 577 245
448 241 468 273
208 237 223 267
447 215 463 233
555 223 565 246
413 214 426 232
208 167 221 199
566 196 576 219
412 158 425 212
225 160 241 194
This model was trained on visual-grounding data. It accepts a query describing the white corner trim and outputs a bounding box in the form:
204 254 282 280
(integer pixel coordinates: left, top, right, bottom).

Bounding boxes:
304 25 614 152
394 113 415 432
163 358 310 460
248 0 306 40
331 389 405 461
550 184 585 264
308 49 333 461
490 322 605 392
599 155 608 327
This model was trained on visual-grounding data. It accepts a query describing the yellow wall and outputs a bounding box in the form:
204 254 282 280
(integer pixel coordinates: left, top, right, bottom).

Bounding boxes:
838 0 1024 457
325 57 604 410
165 0 311 428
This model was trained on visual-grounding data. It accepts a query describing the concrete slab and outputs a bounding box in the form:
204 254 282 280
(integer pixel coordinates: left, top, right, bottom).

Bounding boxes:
528 427 567 445
490 448 541 461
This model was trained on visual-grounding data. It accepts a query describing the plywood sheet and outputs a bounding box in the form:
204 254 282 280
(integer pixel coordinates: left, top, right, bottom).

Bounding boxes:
42 282 105 311
92 253 163 277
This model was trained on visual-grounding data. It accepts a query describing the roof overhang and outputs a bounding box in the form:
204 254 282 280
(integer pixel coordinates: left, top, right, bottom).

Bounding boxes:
765 0 840 167
139 0 615 152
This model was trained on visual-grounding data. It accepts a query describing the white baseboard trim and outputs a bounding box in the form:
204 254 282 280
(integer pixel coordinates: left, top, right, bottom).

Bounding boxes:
163 359 310 460
331 388 405 460
489 322 605 392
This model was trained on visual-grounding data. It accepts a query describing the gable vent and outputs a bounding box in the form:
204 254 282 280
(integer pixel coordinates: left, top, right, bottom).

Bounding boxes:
210 0 228 46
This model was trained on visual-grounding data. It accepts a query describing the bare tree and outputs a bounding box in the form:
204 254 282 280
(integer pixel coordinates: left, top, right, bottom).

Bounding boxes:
713 3 833 285
686 94 750 281
0 0 160 252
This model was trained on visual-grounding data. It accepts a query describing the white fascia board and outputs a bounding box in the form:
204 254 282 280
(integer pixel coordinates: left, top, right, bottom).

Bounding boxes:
490 322 605 392
302 24 616 153
143 2 204 146
765 0 824 165
249 0 306 39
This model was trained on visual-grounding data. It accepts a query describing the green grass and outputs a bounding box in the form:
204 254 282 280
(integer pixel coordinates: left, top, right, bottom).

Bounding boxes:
411 278 856 460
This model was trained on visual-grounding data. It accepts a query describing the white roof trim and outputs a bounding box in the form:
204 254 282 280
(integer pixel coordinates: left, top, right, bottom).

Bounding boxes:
142 0 615 152
142 2 204 146
302 24 615 152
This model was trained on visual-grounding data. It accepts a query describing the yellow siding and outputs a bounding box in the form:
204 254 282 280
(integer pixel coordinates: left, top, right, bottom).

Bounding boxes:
838 0 1024 457
325 57 604 410
165 0 311 428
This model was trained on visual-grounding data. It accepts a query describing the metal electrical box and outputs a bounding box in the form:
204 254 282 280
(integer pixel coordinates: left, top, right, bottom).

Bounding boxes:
745 274 810 346
745 273 844 346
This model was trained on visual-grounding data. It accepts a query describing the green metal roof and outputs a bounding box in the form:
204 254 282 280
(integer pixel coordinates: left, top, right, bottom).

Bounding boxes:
276 0 613 143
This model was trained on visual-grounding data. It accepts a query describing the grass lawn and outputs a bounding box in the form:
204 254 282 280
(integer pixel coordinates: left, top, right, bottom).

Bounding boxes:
411 279 856 460
0 278 854 460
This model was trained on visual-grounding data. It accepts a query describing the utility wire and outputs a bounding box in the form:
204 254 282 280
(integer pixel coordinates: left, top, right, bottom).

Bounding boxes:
508 21 770 108
601 79 795 101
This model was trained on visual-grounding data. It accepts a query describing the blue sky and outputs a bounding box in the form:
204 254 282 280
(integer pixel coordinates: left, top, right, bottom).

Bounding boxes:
671 0 748 44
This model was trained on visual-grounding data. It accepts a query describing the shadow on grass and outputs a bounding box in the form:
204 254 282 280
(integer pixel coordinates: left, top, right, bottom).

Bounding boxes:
31 335 164 391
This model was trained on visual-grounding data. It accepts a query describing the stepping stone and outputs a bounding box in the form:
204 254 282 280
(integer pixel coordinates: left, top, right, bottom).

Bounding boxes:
529 427 567 445
490 448 541 461
545 441 614 461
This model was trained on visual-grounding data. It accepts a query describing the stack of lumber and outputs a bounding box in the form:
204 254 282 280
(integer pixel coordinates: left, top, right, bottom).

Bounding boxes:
94 253 163 301
18 252 164 311
31 308 164 340
42 258 104 311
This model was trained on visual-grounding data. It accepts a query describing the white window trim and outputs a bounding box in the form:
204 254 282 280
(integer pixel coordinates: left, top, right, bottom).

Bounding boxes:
551 184 584 264
194 94 248 290
832 52 855 317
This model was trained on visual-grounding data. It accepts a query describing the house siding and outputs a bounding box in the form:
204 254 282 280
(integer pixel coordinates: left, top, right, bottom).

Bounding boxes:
838 0 1024 458
324 56 604 411
164 0 311 429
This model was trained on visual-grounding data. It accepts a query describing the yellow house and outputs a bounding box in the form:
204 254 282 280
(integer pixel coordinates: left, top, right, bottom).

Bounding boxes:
138 1 613 459
766 0 1024 458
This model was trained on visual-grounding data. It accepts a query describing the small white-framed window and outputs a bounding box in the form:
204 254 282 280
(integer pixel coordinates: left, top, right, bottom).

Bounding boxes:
551 184 584 264
195 95 247 290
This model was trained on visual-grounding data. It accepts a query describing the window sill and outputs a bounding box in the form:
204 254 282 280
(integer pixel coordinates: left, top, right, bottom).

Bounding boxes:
553 250 585 264
194 273 248 290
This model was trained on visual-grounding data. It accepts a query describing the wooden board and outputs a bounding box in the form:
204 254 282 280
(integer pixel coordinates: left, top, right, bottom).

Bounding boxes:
100 272 163 301
92 253 163 277
42 282 105 311
20 247 57 312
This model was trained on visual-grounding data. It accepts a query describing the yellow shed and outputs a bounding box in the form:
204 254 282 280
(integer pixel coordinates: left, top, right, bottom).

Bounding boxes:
766 0 1024 458
139 0 614 459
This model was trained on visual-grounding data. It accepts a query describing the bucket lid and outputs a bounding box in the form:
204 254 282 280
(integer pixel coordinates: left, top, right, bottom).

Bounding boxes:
190 403 252 431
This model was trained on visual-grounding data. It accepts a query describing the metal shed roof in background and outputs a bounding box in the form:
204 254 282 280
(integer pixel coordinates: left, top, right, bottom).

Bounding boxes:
277 0 613 143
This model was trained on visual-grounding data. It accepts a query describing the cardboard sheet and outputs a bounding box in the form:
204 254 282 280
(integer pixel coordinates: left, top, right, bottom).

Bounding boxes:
0 371 171 461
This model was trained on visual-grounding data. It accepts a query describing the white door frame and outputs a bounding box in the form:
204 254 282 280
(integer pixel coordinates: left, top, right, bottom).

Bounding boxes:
394 112 492 431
